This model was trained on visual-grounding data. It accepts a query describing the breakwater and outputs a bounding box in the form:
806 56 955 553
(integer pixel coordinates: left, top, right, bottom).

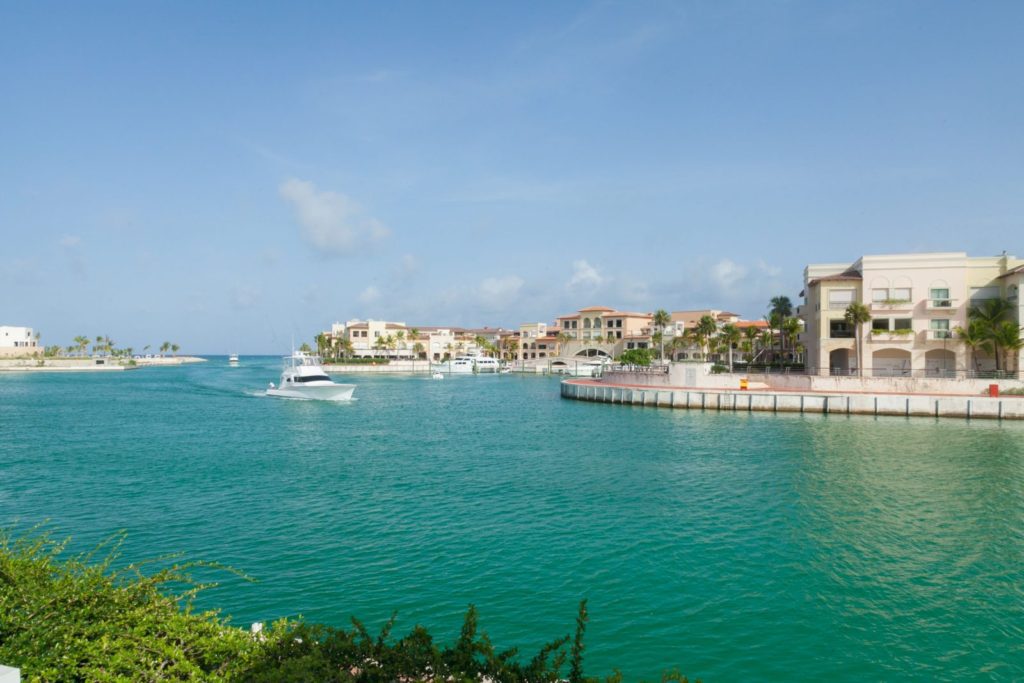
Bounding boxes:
561 379 1024 420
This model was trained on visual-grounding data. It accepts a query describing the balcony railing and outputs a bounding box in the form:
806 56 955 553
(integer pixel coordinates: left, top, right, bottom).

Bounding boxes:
870 299 914 311
925 329 954 340
926 298 957 310
869 330 914 342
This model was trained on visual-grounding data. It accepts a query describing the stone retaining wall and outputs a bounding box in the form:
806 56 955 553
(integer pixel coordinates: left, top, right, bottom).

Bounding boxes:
561 380 1024 421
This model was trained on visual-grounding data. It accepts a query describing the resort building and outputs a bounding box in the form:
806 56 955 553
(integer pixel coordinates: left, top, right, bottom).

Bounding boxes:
327 320 514 361
0 326 39 357
800 252 1024 377
517 322 558 361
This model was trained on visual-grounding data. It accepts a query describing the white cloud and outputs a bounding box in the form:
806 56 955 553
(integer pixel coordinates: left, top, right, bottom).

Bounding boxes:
477 276 524 301
359 286 381 304
279 178 390 256
567 259 604 290
59 235 82 248
710 258 748 290
400 253 420 274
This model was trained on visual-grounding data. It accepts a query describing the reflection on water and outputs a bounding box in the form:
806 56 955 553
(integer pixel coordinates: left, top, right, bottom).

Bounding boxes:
1 362 1023 681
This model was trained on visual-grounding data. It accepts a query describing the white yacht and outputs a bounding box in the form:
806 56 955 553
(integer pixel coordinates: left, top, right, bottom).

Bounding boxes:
266 351 356 401
434 355 501 374
228 353 239 366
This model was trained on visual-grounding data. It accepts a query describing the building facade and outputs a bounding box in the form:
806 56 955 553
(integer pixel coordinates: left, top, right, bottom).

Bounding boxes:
0 326 39 357
800 252 1024 377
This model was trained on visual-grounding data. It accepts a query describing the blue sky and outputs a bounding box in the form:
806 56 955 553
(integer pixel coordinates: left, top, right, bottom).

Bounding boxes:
2 1 1022 353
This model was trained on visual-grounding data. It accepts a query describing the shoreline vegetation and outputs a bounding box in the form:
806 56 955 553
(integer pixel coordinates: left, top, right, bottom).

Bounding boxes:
0 529 695 682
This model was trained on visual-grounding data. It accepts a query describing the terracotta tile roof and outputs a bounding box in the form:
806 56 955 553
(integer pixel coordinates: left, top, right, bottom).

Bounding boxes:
558 314 581 319
735 321 769 329
579 306 616 312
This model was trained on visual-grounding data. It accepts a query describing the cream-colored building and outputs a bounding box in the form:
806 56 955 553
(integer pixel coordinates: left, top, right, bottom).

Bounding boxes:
800 252 1024 377
0 326 39 357
328 320 512 361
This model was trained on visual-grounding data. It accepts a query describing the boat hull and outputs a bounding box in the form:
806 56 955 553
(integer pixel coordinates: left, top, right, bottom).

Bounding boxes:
266 384 356 401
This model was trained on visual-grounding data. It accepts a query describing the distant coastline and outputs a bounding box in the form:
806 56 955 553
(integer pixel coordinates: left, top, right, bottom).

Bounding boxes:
0 356 207 373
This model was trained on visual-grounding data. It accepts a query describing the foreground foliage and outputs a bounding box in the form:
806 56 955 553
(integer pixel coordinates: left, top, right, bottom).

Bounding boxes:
0 530 696 682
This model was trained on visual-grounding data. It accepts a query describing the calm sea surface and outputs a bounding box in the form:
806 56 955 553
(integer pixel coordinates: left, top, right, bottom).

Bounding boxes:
2 358 1023 681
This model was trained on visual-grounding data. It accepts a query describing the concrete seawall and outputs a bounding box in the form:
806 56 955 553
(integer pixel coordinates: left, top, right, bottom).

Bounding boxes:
561 380 1024 421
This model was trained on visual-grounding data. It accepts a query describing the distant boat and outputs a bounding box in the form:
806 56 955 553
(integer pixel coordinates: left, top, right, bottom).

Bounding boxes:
432 371 445 380
266 351 356 401
432 355 501 374
228 353 240 366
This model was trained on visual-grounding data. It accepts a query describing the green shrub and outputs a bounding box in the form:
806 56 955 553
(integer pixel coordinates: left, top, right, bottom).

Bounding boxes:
0 529 696 682
616 349 653 366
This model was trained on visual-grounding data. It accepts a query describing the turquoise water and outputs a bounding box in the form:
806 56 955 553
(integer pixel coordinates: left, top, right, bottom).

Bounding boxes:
2 358 1024 681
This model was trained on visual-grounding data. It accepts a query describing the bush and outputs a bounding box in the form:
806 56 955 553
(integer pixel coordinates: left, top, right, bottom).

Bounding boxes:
710 364 729 374
326 357 392 365
616 349 653 366
0 529 696 682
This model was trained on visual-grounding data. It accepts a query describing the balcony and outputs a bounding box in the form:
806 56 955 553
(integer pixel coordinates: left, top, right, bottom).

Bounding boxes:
923 329 954 341
925 298 957 312
869 329 914 343
870 299 914 312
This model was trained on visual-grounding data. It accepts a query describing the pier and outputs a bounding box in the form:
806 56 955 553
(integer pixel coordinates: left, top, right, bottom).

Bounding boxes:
561 378 1024 421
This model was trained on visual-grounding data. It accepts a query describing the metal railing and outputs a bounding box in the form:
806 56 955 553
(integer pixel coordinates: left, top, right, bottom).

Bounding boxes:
823 366 1023 381
607 364 670 374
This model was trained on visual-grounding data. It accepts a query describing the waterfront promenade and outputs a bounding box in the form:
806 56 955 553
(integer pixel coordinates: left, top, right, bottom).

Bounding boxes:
562 376 1024 420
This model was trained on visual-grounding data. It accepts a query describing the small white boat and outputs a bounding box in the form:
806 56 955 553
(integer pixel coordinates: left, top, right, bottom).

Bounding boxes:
266 351 356 401
228 353 239 366
433 355 501 374
431 371 445 380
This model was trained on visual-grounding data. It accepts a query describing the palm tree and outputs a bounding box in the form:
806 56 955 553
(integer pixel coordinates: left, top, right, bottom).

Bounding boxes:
695 315 718 360
719 323 741 372
782 317 802 359
844 302 872 377
742 326 760 361
299 342 313 353
966 298 1014 372
413 342 425 359
991 320 1023 375
160 341 171 357
954 321 984 373
396 330 407 356
73 335 90 357
170 343 179 356
652 309 671 363
474 335 488 356
505 338 519 362
315 333 329 359
339 338 354 359
769 295 793 319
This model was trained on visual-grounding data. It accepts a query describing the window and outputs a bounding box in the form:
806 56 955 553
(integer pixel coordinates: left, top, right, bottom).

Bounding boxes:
563 321 570 329
872 289 888 302
594 319 602 328
872 319 890 331
828 289 855 309
930 288 951 307
829 320 853 338
930 319 951 338
616 331 622 339
892 287 912 302
571 321 577 329
616 320 623 328
894 319 912 330
295 374 331 383
970 286 1000 302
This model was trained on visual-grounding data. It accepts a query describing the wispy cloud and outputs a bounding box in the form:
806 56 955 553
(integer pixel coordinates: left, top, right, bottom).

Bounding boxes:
279 178 391 257
359 286 381 304
566 259 605 291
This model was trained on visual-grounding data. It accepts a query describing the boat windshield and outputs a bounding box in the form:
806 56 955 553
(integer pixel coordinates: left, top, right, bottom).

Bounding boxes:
294 374 331 383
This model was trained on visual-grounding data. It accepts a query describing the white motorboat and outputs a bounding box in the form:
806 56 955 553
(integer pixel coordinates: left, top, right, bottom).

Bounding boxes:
266 351 356 401
228 353 239 366
431 371 445 380
433 355 501 374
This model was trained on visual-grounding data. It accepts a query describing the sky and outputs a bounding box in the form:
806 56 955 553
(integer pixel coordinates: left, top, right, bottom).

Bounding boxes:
2 1 1022 353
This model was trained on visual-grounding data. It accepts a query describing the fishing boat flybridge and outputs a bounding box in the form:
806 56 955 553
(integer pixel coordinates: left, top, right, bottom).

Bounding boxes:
266 351 356 401
228 353 239 366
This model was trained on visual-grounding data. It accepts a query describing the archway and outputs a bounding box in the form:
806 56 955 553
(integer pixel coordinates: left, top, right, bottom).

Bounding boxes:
924 349 956 377
872 348 912 377
829 348 852 375
575 348 610 358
